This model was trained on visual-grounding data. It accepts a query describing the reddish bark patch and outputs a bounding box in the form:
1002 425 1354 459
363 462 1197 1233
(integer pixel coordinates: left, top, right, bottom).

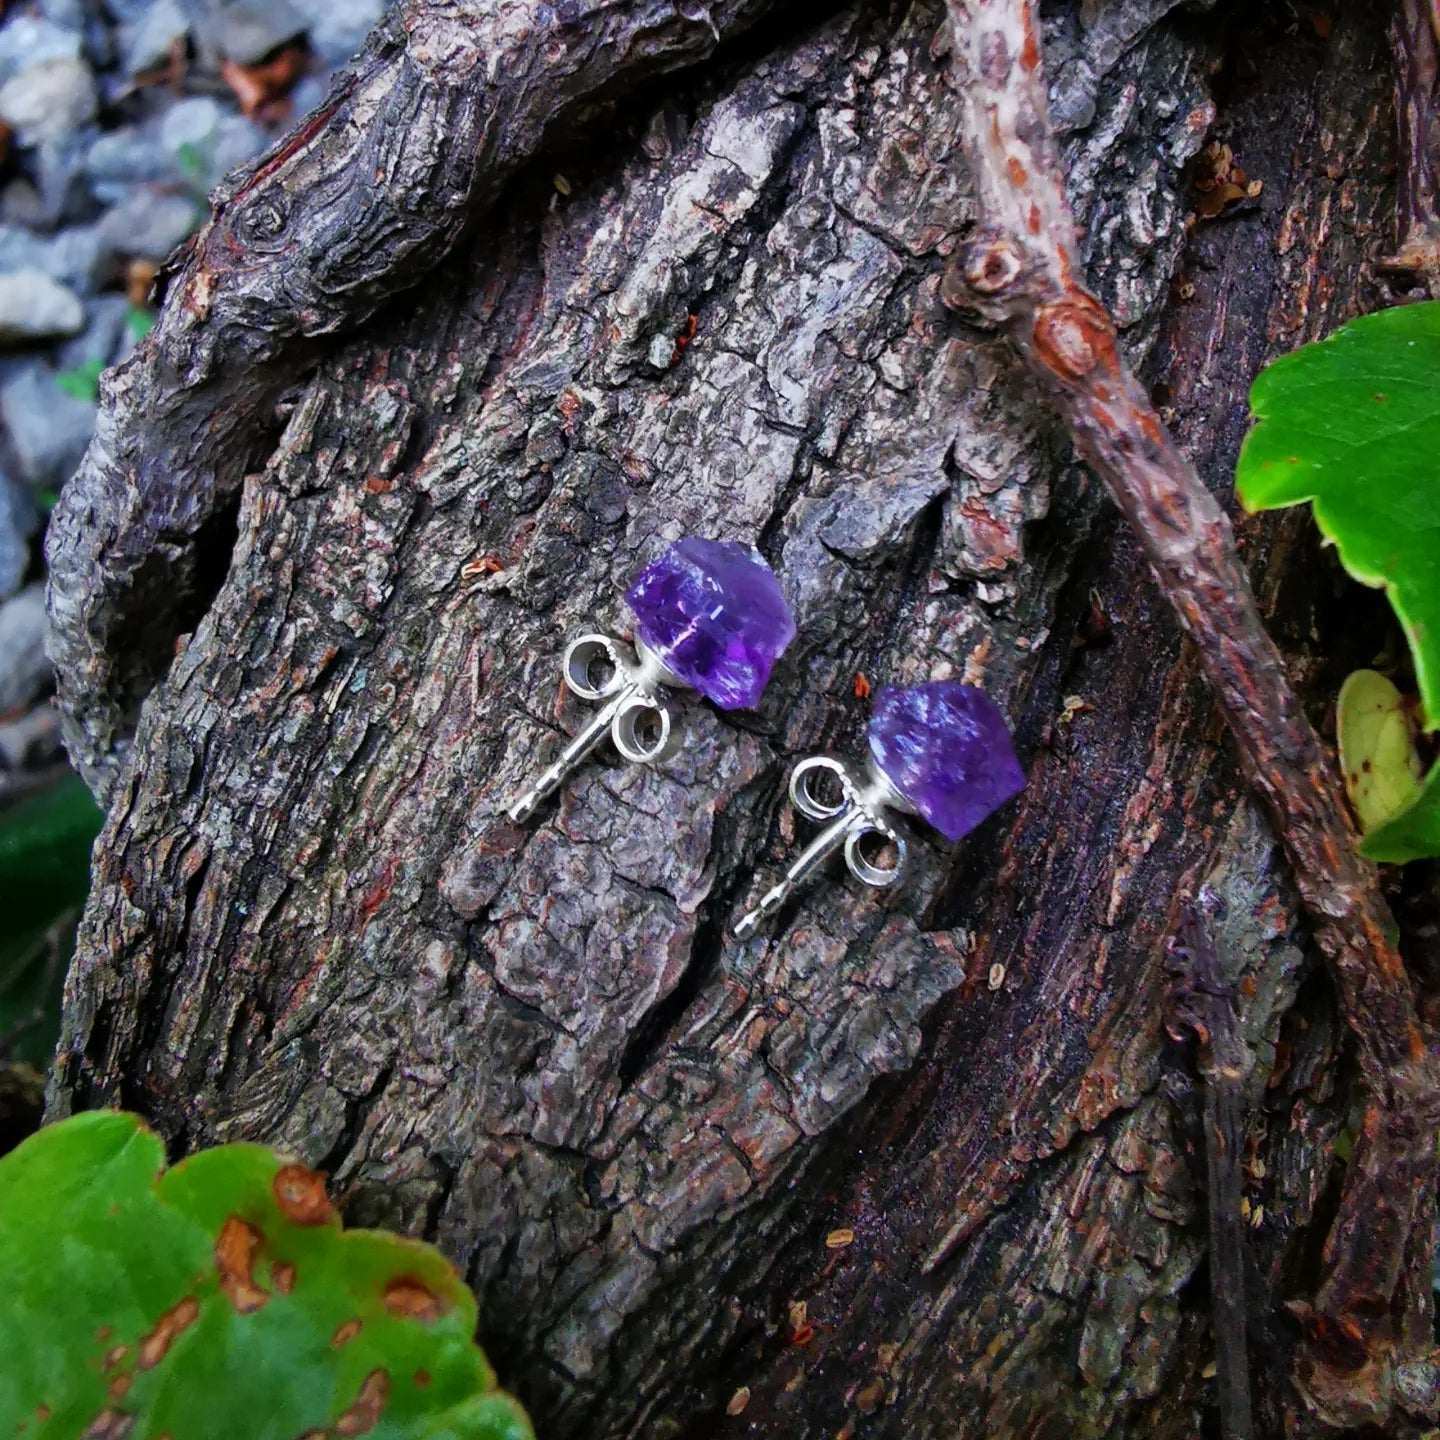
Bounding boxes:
1019 11 1041 71
413 1370 431 1388
358 860 396 926
1007 156 1028 186
383 1276 446 1322
333 1318 364 1348
272 1261 297 1294
216 1217 270 1313
670 312 699 366
334 1370 391 1437
138 1296 200 1369
273 1164 334 1226
1031 296 1118 382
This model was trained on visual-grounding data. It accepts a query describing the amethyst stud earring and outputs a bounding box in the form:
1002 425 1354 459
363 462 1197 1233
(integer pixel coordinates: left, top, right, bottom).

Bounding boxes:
507 537 796 823
735 682 1025 936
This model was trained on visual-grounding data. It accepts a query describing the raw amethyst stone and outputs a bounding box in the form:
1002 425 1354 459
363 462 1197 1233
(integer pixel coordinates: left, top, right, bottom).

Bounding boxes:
867 682 1025 842
624 538 796 710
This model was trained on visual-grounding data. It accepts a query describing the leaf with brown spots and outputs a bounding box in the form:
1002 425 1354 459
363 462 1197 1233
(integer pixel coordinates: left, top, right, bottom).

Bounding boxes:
273 1163 335 1226
384 1277 446 1322
0 1112 533 1440
215 1217 270 1313
334 1370 391 1437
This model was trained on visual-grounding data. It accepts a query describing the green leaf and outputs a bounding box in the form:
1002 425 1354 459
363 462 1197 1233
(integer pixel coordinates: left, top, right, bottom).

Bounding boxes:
1335 670 1424 833
1237 301 1440 726
53 360 105 405
0 1112 534 1440
125 305 156 342
1360 763 1440 863
175 140 205 179
1237 301 1440 861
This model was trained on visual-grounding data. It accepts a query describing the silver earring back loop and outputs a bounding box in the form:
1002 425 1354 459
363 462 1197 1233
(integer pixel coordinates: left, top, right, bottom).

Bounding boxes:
507 635 683 824
734 756 909 937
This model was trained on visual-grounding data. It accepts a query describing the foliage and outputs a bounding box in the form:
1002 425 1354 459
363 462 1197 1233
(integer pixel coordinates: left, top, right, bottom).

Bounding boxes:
0 1112 534 1440
53 359 104 405
126 305 156 343
54 309 155 405
1335 670 1423 834
1237 301 1440 861
0 776 102 1065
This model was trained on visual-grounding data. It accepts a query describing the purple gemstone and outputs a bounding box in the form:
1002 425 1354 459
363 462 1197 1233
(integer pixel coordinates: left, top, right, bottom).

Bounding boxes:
867 682 1025 842
624 538 796 710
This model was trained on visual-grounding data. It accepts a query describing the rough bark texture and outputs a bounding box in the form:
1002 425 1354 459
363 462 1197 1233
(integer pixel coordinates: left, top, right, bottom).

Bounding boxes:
47 2 1436 1438
943 0 1437 1423
1385 0 1440 292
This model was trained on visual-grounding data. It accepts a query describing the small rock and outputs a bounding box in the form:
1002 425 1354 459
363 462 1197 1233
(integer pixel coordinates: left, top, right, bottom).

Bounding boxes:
0 57 98 144
0 223 108 295
0 180 47 229
45 224 109 294
2 365 96 489
122 0 190 76
287 73 326 117
0 17 80 81
209 113 269 180
0 269 86 344
0 467 36 602
0 702 63 771
290 0 386 65
103 0 158 22
86 125 172 201
38 0 88 31
56 294 134 372
0 584 52 714
159 95 224 156
35 129 98 226
156 97 266 189
219 0 306 65
98 188 200 262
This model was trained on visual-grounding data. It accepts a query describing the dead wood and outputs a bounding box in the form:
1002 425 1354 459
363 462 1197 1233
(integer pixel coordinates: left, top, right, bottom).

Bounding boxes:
44 1 1437 1436
942 0 1440 1423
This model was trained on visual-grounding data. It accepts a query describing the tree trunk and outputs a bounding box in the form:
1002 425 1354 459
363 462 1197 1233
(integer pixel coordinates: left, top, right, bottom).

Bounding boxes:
47 1 1422 1436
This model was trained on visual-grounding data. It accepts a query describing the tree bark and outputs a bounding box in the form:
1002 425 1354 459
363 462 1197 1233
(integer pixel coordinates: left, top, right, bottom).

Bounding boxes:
47 2 1430 1437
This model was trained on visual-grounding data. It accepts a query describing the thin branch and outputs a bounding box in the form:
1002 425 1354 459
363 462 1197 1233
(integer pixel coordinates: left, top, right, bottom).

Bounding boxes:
941 0 1440 1424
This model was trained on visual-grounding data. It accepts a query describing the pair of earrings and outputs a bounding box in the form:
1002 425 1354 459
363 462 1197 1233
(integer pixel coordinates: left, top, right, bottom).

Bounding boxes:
506 538 1025 934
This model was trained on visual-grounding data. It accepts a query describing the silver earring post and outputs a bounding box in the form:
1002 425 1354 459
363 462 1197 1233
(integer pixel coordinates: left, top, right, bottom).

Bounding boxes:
507 633 685 824
734 755 911 937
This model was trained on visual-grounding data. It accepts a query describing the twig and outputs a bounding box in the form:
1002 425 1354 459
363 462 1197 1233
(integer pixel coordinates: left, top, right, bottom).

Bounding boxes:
941 0 1440 1424
1168 900 1255 1440
1382 0 1440 294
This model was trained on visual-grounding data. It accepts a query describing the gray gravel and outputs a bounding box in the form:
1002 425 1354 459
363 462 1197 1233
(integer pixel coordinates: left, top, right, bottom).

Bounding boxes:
0 0 395 777
0 269 86 343
3 365 98 491
0 584 50 714
0 468 36 602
